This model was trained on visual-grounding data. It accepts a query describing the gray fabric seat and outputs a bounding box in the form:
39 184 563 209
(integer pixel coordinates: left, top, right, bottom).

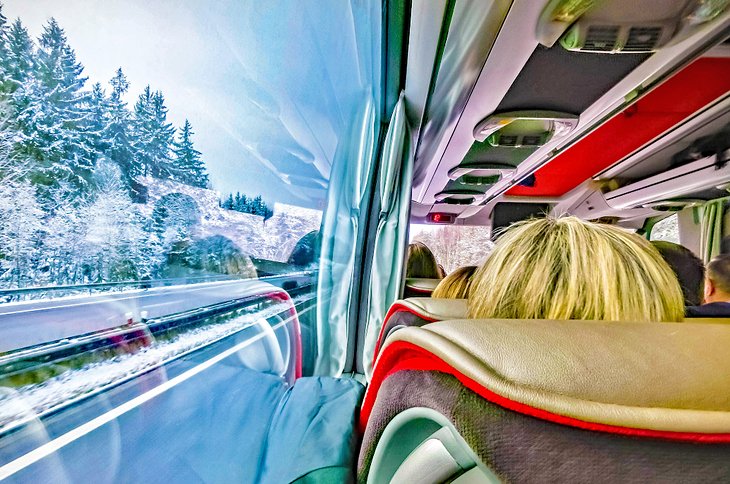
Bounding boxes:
359 318 730 483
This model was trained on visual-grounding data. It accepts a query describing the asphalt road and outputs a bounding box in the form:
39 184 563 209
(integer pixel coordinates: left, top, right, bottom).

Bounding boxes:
0 334 290 483
0 276 310 352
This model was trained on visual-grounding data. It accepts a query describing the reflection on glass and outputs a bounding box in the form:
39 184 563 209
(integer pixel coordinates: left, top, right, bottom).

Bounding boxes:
0 1 380 476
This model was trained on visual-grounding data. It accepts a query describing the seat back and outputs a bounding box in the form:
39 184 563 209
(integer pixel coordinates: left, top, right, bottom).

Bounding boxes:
403 278 441 298
373 298 466 364
360 318 730 483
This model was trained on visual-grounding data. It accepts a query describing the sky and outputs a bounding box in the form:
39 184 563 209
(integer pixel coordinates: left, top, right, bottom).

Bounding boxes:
3 0 375 210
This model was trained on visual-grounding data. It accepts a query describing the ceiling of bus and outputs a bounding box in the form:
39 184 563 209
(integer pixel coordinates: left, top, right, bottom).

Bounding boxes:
422 36 652 208
494 46 649 114
409 0 730 226
507 57 730 197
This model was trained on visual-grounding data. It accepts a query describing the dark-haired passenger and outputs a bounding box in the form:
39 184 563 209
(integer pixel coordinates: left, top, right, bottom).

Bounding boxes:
651 241 705 307
405 242 442 279
686 254 730 318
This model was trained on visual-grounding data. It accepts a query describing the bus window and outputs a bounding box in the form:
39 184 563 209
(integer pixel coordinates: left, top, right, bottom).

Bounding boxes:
410 224 494 274
650 214 680 244
0 1 381 478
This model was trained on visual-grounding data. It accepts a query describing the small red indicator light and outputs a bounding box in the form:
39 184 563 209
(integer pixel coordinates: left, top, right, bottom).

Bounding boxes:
428 212 454 224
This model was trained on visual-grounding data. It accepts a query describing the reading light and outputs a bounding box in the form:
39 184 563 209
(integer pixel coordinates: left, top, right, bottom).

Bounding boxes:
473 111 578 143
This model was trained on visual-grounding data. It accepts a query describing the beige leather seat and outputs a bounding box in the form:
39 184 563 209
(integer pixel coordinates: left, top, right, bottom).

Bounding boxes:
403 278 441 298
360 318 730 483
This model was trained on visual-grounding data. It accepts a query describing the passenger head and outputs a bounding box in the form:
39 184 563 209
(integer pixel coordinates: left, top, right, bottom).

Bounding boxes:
406 242 441 279
432 266 477 299
704 254 730 304
468 217 684 322
651 241 705 306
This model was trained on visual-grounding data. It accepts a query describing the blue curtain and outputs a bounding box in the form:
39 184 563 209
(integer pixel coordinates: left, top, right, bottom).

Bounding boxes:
362 94 413 379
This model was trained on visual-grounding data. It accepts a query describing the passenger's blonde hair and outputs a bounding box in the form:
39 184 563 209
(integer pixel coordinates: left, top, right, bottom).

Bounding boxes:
468 217 684 322
432 266 477 299
406 242 442 279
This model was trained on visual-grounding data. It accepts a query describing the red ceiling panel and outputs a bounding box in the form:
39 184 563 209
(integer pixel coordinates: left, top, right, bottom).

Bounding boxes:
507 57 730 197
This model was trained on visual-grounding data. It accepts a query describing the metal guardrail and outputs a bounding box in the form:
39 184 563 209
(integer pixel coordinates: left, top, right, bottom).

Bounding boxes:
0 274 241 297
0 279 316 378
0 271 318 303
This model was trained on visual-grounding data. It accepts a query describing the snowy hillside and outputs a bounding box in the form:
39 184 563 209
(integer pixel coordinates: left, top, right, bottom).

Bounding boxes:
139 177 322 263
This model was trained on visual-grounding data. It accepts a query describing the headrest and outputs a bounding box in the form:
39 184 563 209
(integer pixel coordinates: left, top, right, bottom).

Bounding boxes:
364 318 730 438
404 278 441 293
388 298 467 322
373 299 468 364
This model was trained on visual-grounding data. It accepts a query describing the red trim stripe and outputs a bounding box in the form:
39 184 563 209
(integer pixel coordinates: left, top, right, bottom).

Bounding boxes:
405 285 435 294
268 290 302 379
372 303 440 368
361 341 730 443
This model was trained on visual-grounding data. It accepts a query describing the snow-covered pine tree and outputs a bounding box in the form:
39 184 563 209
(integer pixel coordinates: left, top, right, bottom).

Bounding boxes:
149 90 175 179
28 18 94 198
132 86 174 180
172 119 208 188
132 85 153 177
3 19 36 178
1 19 33 95
105 68 137 192
252 195 264 216
86 82 108 158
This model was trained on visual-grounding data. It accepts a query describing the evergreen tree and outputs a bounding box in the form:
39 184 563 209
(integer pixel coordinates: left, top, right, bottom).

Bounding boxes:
221 193 234 210
1 19 35 95
86 82 108 155
252 195 264 215
3 20 35 167
104 68 137 192
132 86 174 180
27 18 94 197
172 119 208 188
132 85 153 177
